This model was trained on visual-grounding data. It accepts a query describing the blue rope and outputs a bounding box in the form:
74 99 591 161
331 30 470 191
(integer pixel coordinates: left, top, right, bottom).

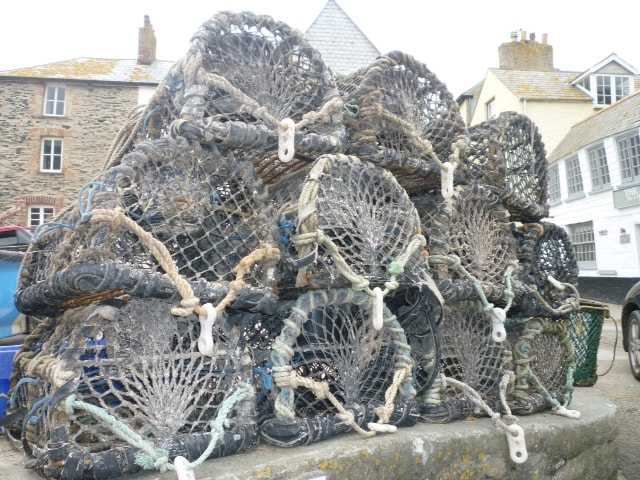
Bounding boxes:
166 73 184 92
26 395 52 425
78 181 103 223
9 377 40 409
140 105 163 138
253 367 273 404
32 222 75 242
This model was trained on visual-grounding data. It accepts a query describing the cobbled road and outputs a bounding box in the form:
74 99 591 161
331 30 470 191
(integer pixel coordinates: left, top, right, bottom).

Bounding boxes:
593 303 640 480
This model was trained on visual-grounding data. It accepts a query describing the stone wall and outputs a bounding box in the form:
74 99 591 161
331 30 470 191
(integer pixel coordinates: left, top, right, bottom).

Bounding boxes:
0 79 138 226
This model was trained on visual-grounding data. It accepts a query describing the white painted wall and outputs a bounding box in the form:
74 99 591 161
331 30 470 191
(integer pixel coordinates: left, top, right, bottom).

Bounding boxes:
548 129 640 279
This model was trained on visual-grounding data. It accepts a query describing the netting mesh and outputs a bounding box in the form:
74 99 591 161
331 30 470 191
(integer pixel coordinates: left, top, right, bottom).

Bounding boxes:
417 301 512 423
466 111 548 221
4 8 589 478
337 51 467 193
8 299 257 479
567 301 607 386
424 184 517 304
294 154 432 292
512 221 579 317
506 317 574 414
17 138 279 317
261 290 418 447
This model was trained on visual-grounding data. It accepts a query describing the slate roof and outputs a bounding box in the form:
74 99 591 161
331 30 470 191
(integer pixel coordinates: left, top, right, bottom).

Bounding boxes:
488 68 592 100
548 89 640 162
0 58 174 84
305 0 380 73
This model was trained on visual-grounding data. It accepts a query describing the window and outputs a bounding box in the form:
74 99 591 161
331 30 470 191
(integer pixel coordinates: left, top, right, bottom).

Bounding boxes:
548 164 561 204
41 138 63 172
618 131 640 183
565 156 584 198
587 144 611 191
595 75 631 106
29 206 55 228
568 221 596 269
44 86 66 116
486 98 495 120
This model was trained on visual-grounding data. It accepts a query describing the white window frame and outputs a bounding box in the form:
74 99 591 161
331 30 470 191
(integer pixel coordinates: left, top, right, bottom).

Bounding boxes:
568 221 597 270
565 156 584 198
28 205 55 228
587 144 611 191
593 74 631 107
618 131 640 184
43 85 66 117
548 164 561 204
41 138 63 172
486 98 495 120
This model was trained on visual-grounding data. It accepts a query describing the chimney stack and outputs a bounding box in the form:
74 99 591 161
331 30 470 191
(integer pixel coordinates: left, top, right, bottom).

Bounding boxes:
138 15 156 65
498 31 554 71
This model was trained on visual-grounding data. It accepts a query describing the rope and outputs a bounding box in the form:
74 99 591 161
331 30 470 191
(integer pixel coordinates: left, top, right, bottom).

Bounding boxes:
65 382 254 475
65 395 174 473
440 374 528 463
430 254 514 340
82 206 280 319
279 371 375 438
182 383 255 469
84 207 205 317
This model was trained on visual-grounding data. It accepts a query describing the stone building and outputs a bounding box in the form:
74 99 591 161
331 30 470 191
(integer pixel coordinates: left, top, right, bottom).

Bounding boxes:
0 16 172 227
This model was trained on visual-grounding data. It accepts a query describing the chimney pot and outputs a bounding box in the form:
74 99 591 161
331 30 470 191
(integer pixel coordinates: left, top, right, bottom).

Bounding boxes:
510 31 518 41
144 15 151 28
542 33 548 45
521 30 527 41
530 32 535 42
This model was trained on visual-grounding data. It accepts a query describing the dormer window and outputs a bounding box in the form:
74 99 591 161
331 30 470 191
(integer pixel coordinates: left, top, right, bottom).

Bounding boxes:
595 74 631 106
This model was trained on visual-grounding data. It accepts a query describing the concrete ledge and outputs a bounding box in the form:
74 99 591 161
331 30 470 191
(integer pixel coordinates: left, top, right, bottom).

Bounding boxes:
0 388 618 480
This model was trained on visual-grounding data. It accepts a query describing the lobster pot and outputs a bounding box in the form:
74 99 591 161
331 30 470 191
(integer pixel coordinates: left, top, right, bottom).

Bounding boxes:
162 11 345 185
261 289 419 447
5 299 258 480
511 221 579 317
17 138 279 317
424 184 518 305
506 317 575 415
293 154 437 295
418 300 513 423
466 112 548 221
337 51 466 193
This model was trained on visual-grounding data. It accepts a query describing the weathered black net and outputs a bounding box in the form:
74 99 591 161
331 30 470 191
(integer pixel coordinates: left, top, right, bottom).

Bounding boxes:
7 299 257 479
261 289 419 447
506 317 574 415
466 111 548 221
4 8 587 478
423 184 518 305
337 51 467 193
418 301 513 423
16 137 279 317
512 221 580 317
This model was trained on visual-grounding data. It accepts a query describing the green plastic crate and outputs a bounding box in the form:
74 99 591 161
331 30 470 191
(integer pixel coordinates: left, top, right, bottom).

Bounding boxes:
568 301 608 387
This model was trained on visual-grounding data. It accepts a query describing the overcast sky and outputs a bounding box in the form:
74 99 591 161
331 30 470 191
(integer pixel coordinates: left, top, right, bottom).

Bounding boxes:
1 0 639 97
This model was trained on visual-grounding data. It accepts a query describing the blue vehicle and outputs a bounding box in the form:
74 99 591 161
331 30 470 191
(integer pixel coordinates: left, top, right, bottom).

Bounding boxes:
0 226 32 341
